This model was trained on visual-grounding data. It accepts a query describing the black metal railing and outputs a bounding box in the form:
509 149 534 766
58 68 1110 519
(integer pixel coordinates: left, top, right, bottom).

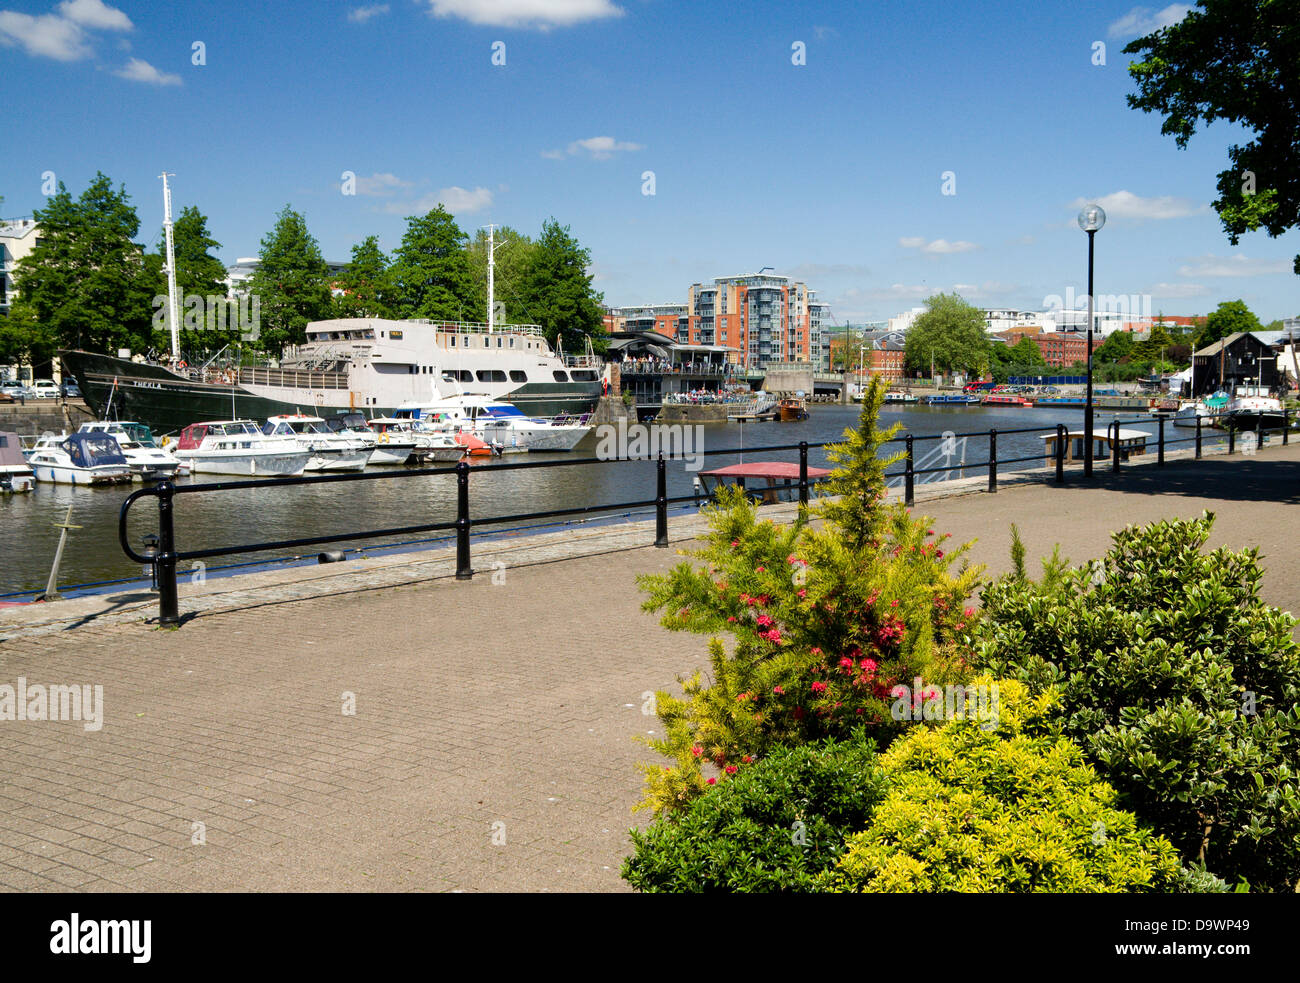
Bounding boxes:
119 407 1293 627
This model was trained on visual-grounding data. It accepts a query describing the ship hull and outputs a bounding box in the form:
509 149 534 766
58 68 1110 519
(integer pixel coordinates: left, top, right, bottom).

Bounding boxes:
60 350 601 435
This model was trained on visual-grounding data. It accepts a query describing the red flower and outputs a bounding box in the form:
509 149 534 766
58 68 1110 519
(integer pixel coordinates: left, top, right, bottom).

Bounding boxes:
964 607 975 618
691 746 702 757
730 540 739 548
707 777 716 785
725 765 738 775
756 566 766 573
890 599 899 608
811 681 828 694
742 755 753 763
727 616 737 623
839 657 854 670
797 588 807 598
756 614 775 628
773 685 785 695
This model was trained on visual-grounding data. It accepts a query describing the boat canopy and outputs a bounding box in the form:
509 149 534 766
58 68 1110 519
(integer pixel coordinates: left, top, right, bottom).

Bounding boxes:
61 432 128 468
699 461 831 480
0 432 28 469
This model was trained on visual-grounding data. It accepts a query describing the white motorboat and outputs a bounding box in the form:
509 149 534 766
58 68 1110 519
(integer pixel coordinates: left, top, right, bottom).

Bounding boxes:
322 412 410 465
77 421 181 480
1172 391 1229 428
367 417 467 462
393 394 592 453
0 431 35 493
174 420 311 476
1222 386 1286 432
264 414 370 471
26 431 133 486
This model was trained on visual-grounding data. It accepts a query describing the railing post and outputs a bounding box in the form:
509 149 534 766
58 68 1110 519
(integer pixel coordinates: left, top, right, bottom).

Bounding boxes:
988 429 997 493
155 480 179 627
1158 415 1165 466
1110 419 1120 474
1227 422 1235 456
655 453 669 547
1055 423 1065 485
904 435 915 506
1195 415 1203 459
455 459 473 580
798 440 809 506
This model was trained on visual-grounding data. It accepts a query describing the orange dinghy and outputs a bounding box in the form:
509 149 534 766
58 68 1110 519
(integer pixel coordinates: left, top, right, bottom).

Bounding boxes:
454 431 500 457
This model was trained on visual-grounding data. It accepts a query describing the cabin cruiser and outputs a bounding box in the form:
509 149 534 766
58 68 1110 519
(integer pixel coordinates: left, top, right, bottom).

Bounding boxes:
263 414 370 471
1221 386 1286 432
1172 391 1229 428
26 431 133 486
174 420 311 476
77 421 181 480
367 417 465 462
322 412 405 466
0 431 35 493
393 394 591 453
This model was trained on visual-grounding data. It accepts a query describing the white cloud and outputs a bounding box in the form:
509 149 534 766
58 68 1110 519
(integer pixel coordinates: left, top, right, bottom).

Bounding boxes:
57 0 130 30
0 11 90 60
1149 282 1210 297
1107 4 1191 39
348 4 390 23
423 0 623 29
349 172 414 196
899 237 978 255
0 0 129 61
384 186 494 215
1175 254 1293 278
1069 190 1205 220
543 135 644 160
114 57 180 85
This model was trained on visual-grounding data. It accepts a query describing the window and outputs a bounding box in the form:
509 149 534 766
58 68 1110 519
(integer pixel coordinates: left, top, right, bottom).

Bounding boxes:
509 370 527 383
476 370 507 382
553 370 569 382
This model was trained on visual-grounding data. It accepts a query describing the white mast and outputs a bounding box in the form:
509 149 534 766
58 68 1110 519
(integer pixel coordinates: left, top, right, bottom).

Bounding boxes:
486 223 496 332
160 172 181 360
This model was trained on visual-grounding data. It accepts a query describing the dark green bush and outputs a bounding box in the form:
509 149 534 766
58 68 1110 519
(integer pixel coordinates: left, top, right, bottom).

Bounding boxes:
621 736 884 892
974 512 1300 892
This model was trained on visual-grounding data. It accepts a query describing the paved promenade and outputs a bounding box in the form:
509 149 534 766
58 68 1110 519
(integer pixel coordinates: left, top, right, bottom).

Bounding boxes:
0 441 1297 892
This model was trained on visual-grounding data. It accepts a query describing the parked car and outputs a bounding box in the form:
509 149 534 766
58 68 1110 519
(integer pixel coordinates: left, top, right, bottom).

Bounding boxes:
0 383 34 401
61 380 82 399
30 380 61 398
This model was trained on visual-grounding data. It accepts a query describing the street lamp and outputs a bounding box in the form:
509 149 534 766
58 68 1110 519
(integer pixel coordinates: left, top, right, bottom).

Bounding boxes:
1077 203 1106 477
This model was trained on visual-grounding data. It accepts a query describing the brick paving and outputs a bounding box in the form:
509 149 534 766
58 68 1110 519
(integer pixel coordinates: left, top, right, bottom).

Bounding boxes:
0 440 1296 892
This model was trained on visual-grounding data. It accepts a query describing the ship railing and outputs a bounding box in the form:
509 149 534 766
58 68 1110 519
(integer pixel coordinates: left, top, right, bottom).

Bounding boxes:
238 367 350 390
117 410 1292 627
404 319 546 338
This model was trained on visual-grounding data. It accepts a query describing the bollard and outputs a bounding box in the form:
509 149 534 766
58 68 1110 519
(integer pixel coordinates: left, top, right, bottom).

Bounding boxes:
1158 415 1165 466
988 429 997 493
1195 416 1202 459
1055 424 1065 485
798 440 809 506
455 459 473 580
1110 420 1121 474
655 453 668 547
156 480 180 626
905 435 915 505
1227 423 1235 456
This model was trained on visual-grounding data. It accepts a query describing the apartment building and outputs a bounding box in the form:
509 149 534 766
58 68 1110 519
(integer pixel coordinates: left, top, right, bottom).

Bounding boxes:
0 218 40 315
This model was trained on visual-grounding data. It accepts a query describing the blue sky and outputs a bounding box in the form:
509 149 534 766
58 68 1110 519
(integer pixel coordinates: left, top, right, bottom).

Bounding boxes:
2 0 1297 324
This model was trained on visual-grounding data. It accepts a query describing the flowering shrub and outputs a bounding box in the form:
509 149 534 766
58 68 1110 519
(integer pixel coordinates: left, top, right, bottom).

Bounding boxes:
973 513 1300 892
635 378 983 815
822 679 1184 893
621 734 884 892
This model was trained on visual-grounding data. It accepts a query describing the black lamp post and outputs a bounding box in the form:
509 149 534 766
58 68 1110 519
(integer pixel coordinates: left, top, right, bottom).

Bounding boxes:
1078 204 1106 476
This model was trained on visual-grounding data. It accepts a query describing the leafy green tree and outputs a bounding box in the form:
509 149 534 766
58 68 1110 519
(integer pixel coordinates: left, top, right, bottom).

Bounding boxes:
974 514 1300 892
389 206 478 321
10 172 155 359
466 225 536 325
1095 329 1134 364
1195 299 1263 351
520 218 607 354
1124 0 1300 274
244 205 332 354
335 235 396 319
903 293 990 377
1131 323 1175 362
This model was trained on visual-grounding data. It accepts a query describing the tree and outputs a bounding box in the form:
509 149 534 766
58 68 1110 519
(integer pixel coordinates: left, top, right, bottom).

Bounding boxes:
9 172 155 363
1195 299 1263 351
520 218 607 354
827 331 864 373
244 205 332 354
1131 323 1175 362
389 206 477 321
1094 329 1134 364
903 293 990 377
466 226 536 325
1124 0 1300 274
335 236 396 319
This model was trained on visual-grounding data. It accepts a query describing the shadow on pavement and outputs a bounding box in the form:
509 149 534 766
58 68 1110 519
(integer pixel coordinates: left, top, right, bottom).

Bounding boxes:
1057 455 1300 505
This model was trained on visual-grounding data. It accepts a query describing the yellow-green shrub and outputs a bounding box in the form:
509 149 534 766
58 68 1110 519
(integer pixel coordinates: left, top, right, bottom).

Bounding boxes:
823 679 1183 893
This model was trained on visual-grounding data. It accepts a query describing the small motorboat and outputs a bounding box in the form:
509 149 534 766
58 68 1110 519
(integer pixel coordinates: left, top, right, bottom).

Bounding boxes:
778 396 809 421
174 420 311 476
77 421 181 480
27 431 133 486
323 412 409 465
0 431 35 493
696 460 831 505
264 414 370 471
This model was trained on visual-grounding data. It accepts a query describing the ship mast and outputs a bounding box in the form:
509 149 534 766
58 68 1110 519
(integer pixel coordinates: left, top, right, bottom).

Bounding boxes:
485 223 506 333
160 172 181 361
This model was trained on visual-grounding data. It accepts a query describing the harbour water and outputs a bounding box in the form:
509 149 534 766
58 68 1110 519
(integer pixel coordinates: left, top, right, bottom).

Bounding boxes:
0 403 1201 596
